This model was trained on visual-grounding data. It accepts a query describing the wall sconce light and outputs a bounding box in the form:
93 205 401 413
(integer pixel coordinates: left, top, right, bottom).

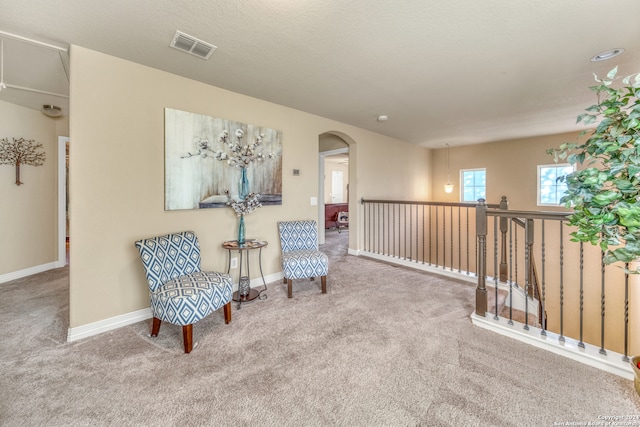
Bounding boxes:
444 143 454 193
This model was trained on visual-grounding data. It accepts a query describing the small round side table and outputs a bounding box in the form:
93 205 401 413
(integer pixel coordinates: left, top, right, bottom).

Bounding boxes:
222 239 268 309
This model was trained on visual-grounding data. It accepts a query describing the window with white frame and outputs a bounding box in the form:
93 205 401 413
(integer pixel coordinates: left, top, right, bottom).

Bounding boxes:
461 169 486 202
538 164 574 206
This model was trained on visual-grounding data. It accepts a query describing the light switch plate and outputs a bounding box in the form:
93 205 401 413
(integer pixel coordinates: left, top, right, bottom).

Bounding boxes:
310 197 317 206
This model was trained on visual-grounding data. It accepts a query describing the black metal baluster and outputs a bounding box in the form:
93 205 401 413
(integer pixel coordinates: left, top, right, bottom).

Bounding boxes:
599 251 606 355
403 204 407 259
508 220 513 285
375 203 380 254
417 204 421 263
559 222 565 343
392 203 396 258
435 206 439 268
365 201 370 252
514 226 518 287
458 206 462 273
474 207 478 276
442 205 446 269
421 205 425 264
624 263 629 362
402 204 406 259
386 203 390 256
493 216 498 284
380 203 383 255
578 242 584 348
508 219 513 325
494 219 499 321
541 220 546 336
466 207 470 275
408 203 412 261
428 205 433 266
524 219 533 331
450 206 454 271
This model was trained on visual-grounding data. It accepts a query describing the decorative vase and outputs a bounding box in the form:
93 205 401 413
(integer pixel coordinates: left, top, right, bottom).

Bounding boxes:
632 355 640 397
237 215 246 245
239 167 249 200
239 276 250 297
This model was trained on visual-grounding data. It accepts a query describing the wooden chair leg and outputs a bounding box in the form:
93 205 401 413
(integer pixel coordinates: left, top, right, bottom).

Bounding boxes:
287 278 293 298
283 278 287 284
321 276 327 294
223 302 232 324
182 324 193 354
151 317 161 337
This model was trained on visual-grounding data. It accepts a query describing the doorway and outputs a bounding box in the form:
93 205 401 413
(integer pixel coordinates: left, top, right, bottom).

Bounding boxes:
318 147 349 245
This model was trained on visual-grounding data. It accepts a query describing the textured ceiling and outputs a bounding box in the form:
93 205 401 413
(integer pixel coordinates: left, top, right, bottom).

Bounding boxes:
1 0 640 148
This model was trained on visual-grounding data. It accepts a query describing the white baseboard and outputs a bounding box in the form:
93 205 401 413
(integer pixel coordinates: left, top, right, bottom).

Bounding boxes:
358 250 478 285
67 272 285 342
249 271 282 289
471 311 634 380
67 308 152 342
0 261 63 284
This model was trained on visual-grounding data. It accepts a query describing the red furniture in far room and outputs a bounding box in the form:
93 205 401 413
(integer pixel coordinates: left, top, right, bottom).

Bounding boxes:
325 203 348 229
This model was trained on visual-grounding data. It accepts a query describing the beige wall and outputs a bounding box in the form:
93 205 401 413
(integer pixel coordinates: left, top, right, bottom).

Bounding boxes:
69 46 432 328
429 133 639 354
0 101 60 275
430 132 587 210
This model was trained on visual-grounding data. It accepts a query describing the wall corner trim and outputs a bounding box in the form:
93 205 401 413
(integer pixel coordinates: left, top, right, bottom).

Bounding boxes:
67 307 152 342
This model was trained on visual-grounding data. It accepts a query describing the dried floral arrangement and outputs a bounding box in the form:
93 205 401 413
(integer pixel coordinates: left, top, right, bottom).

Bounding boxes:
224 191 262 216
0 137 46 186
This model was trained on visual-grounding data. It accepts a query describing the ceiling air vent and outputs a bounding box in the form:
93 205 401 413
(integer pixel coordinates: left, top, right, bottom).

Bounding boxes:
170 31 217 60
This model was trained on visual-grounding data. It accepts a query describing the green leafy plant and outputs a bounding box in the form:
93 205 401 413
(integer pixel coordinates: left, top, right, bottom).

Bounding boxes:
548 67 640 271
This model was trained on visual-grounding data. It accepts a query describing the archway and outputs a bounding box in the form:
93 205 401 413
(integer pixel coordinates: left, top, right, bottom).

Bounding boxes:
318 131 357 249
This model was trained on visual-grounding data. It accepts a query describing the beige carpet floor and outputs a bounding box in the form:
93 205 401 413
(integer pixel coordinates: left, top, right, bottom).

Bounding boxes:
1 230 638 426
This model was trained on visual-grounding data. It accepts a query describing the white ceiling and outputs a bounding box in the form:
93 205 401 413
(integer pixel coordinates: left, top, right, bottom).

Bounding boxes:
1 0 640 148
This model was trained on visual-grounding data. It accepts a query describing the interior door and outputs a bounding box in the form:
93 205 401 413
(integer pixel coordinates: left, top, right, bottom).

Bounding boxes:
331 171 344 203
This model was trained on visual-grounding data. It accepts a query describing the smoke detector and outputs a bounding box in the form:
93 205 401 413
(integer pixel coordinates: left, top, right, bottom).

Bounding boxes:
170 31 217 60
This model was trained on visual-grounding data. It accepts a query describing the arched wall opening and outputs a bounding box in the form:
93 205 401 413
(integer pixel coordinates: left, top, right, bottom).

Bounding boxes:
319 131 357 251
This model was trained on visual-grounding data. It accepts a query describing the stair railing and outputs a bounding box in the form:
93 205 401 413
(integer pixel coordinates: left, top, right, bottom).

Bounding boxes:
475 198 633 360
360 196 634 359
360 197 503 274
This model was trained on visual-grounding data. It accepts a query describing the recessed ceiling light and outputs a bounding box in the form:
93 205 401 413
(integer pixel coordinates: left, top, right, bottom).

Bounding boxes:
377 115 388 122
590 48 624 62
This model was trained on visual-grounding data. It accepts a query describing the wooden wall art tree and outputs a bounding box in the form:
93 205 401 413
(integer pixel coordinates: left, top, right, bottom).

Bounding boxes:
0 137 46 186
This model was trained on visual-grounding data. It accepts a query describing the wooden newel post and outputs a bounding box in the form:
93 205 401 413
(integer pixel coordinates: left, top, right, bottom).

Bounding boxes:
499 196 509 282
476 198 488 316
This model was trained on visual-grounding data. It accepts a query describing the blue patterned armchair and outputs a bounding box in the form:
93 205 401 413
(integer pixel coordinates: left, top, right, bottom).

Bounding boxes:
134 231 233 353
277 220 329 298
